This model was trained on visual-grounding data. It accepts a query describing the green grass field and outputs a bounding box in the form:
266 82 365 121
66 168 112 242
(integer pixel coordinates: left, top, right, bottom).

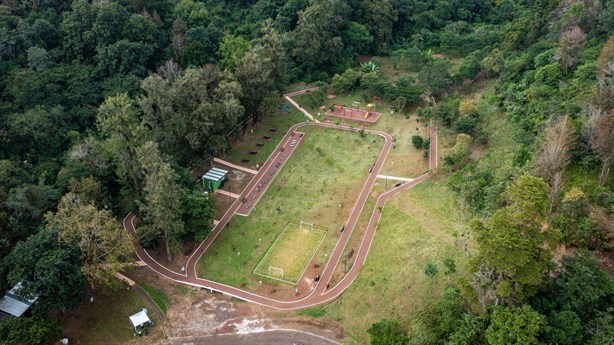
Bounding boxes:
60 284 163 344
253 223 327 284
198 126 383 288
292 90 430 178
320 180 469 344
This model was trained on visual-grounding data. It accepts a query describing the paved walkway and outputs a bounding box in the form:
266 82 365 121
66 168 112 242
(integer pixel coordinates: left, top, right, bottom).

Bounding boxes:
213 157 258 175
235 131 305 216
376 174 415 182
284 96 319 123
215 189 240 199
123 89 439 310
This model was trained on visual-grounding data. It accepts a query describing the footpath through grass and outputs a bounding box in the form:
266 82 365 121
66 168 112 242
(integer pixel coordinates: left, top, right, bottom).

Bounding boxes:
321 180 468 344
198 126 383 288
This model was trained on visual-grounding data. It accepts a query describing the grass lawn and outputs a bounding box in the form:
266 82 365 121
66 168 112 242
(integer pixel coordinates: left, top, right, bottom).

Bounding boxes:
320 180 469 344
293 90 430 178
137 281 170 315
222 100 307 169
254 223 327 284
60 284 163 345
198 126 383 289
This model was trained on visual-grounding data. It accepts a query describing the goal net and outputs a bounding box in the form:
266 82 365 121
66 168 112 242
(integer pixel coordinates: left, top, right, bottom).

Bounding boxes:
268 266 284 279
299 221 314 231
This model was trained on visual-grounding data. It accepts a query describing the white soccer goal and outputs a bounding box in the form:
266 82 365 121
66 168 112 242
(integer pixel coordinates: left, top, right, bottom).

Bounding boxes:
299 221 314 231
268 266 284 279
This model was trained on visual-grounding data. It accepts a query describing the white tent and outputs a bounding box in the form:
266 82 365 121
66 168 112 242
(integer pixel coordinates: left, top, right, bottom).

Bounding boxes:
129 309 151 329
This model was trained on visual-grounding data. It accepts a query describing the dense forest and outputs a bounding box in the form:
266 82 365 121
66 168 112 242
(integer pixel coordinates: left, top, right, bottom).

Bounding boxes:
0 0 613 344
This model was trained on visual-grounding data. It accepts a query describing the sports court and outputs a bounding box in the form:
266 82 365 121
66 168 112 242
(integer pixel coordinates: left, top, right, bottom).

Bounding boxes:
253 222 327 285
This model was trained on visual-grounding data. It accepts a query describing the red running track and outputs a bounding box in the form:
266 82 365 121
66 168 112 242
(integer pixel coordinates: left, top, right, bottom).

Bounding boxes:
123 122 438 310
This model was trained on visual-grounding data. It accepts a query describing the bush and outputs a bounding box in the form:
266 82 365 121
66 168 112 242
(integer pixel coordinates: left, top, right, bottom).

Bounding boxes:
425 262 438 277
422 138 431 150
443 258 457 274
412 135 424 149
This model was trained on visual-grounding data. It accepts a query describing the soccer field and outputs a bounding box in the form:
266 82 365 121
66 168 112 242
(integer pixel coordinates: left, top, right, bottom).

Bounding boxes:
253 222 327 284
198 126 384 288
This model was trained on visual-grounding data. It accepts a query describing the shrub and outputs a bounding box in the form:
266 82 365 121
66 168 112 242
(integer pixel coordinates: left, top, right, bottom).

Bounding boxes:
425 262 438 277
412 135 424 149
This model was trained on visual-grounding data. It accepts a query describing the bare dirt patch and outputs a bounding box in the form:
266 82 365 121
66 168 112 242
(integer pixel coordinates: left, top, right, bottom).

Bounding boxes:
125 268 344 342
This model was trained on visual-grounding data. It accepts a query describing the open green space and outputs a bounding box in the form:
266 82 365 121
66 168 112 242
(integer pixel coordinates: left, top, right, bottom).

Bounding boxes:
137 281 170 315
222 100 307 169
320 180 468 344
60 285 163 345
292 90 430 178
253 223 327 284
198 126 383 288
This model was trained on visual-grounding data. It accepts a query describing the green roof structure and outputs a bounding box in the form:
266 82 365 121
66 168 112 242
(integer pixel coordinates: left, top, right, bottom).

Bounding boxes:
202 168 228 192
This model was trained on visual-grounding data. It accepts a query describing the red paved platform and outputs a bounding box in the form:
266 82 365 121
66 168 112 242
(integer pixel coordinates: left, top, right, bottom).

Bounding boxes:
324 105 381 124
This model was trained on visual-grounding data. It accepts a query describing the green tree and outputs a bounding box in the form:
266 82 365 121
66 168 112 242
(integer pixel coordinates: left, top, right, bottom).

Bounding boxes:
361 0 398 52
419 58 453 97
26 46 51 70
218 34 250 70
96 39 154 77
470 173 555 304
532 253 614 323
235 46 274 117
412 135 424 149
291 0 350 72
60 0 97 61
367 319 408 345
345 21 373 58
181 190 215 242
93 1 129 46
97 93 147 193
485 305 546 345
137 142 184 262
45 192 133 290
0 317 62 345
545 310 583 345
1 227 84 315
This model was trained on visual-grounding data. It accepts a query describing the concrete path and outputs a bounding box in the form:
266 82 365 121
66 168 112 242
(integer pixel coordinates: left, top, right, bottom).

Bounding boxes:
376 175 415 182
213 157 258 175
215 189 240 199
235 131 305 216
284 95 319 123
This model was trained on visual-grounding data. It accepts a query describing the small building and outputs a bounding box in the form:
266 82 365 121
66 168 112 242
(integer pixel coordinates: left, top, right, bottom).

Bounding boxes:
0 282 38 319
202 167 228 192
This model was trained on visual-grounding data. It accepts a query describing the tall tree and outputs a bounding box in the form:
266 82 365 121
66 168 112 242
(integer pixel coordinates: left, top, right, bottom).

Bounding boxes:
97 93 147 193
235 46 274 117
532 116 575 210
469 173 557 305
45 192 133 290
485 305 546 345
137 141 184 262
556 26 587 73
1 227 84 315
585 108 614 185
291 0 350 72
